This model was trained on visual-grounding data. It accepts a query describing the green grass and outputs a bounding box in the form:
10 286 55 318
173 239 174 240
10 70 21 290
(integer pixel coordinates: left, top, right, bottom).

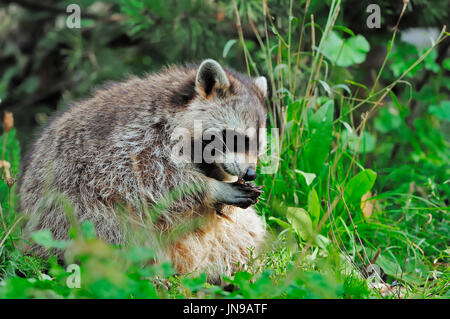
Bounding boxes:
0 0 449 299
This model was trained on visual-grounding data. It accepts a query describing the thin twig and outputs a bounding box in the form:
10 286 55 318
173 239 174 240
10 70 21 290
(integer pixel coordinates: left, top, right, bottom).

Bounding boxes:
0 216 23 248
0 204 7 232
231 0 250 75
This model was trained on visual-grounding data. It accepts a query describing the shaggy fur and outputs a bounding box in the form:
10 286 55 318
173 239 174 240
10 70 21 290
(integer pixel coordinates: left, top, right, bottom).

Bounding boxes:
19 59 268 283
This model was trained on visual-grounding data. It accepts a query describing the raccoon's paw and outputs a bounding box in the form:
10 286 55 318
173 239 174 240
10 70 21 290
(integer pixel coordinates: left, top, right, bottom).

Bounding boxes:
210 179 263 209
226 182 263 209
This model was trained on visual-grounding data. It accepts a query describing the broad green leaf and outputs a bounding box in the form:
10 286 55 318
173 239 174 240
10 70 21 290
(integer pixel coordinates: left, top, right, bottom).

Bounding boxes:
343 169 377 206
401 259 430 285
286 207 314 241
377 254 429 286
323 31 370 67
308 188 321 228
374 107 402 133
389 42 421 78
81 220 97 239
429 101 450 121
376 254 402 277
341 130 376 153
315 234 331 249
125 246 155 263
424 49 439 73
31 230 69 249
303 100 334 174
443 58 450 71
182 273 207 291
388 90 409 116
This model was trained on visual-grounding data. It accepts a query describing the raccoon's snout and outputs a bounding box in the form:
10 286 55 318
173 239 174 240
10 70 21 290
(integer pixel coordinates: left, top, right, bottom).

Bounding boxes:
243 167 257 181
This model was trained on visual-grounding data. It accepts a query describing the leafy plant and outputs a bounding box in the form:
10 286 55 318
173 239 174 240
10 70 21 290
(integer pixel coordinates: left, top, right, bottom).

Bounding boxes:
0 0 448 299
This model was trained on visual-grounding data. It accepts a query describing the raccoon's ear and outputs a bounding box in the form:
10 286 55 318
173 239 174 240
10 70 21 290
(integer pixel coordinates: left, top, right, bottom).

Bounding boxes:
254 76 267 98
195 59 230 97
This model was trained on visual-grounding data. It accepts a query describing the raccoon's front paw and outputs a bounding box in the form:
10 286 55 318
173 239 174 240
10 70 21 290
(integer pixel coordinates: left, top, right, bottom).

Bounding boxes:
209 179 263 209
226 182 263 209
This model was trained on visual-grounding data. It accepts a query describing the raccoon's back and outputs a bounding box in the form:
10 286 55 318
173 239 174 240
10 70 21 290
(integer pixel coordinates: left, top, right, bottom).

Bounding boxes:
19 66 197 212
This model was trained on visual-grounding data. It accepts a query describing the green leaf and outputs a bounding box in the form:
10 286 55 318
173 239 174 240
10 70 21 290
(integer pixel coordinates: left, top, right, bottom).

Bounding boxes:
124 246 155 263
429 101 450 121
223 39 237 58
0 128 21 210
317 80 332 97
268 216 292 229
286 207 314 241
274 63 288 77
343 169 377 206
323 31 370 67
303 100 334 174
424 49 439 73
315 234 331 249
31 230 69 249
377 254 429 285
333 25 355 37
0 67 19 101
341 130 376 153
389 42 421 78
332 84 352 94
182 273 207 292
16 75 39 96
308 188 321 228
295 170 316 186
345 80 368 91
443 58 450 71
374 107 402 133
81 220 97 239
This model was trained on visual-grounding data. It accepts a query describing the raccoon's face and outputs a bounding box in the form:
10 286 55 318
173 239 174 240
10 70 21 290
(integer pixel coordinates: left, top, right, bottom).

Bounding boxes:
183 59 268 182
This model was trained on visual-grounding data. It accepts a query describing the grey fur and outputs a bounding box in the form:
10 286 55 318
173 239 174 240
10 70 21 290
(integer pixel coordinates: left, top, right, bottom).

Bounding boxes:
19 59 268 283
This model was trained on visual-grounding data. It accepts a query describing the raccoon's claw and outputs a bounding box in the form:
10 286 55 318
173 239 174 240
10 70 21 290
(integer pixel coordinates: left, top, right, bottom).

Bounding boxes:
211 180 263 209
235 182 263 193
229 181 263 209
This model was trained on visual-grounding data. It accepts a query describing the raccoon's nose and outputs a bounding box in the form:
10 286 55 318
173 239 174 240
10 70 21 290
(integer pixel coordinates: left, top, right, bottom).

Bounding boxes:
243 168 257 181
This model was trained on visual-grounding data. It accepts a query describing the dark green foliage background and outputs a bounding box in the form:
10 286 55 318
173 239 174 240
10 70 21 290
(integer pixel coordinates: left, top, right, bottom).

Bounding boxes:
0 0 448 299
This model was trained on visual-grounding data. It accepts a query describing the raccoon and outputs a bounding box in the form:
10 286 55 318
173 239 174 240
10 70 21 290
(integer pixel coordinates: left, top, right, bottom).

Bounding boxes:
19 59 268 283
